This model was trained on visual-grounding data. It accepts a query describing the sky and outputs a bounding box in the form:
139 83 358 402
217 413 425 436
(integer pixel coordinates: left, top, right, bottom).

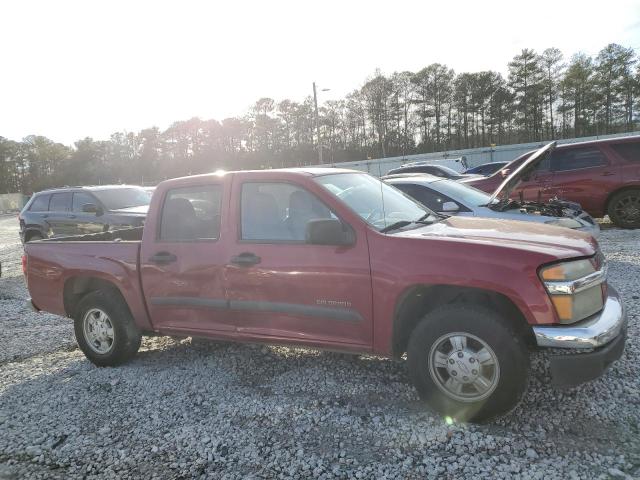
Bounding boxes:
1 0 639 145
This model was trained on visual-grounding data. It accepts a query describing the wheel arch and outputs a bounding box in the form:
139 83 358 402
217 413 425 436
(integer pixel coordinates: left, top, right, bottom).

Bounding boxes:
63 276 128 319
391 284 534 358
23 227 45 242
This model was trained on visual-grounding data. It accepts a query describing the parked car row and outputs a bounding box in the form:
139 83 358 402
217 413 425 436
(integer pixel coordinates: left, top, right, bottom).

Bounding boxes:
383 136 639 229
462 136 640 228
385 143 599 236
18 136 639 244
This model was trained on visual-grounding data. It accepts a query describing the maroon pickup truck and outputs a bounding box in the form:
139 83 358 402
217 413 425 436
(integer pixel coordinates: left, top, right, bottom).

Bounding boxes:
24 168 627 422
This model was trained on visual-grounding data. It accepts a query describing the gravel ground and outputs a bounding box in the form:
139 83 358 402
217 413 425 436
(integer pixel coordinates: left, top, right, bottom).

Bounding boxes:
0 215 638 479
0 216 76 364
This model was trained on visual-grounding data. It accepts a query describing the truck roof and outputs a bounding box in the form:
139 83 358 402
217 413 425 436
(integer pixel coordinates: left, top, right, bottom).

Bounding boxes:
162 167 361 184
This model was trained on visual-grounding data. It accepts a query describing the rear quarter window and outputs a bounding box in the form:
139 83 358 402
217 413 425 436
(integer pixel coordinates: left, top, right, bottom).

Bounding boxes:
610 141 640 163
29 194 51 212
159 185 222 241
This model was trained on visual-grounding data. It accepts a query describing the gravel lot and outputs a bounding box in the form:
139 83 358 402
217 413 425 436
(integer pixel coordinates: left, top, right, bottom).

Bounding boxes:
0 214 638 479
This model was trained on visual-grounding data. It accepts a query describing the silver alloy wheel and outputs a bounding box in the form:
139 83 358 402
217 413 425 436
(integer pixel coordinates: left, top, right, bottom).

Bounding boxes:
83 308 115 354
428 332 500 402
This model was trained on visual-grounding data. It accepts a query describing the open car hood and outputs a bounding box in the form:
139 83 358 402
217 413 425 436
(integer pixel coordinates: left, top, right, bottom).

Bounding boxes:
487 141 556 204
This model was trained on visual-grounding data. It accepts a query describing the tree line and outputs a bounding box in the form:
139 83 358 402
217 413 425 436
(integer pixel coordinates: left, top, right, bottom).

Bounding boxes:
1 43 639 194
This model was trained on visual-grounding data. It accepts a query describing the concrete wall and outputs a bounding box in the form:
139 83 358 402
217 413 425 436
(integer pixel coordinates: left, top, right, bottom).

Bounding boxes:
319 131 640 177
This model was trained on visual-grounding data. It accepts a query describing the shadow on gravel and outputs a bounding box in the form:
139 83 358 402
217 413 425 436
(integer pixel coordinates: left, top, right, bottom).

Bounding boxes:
1 332 638 478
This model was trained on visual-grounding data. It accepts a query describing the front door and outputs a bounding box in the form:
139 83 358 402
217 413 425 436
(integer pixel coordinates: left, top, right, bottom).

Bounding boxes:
140 181 234 336
225 176 373 350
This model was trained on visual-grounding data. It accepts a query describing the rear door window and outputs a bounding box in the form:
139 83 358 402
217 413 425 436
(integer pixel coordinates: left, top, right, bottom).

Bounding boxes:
29 194 51 212
159 185 222 241
550 147 606 172
610 142 640 162
49 193 72 211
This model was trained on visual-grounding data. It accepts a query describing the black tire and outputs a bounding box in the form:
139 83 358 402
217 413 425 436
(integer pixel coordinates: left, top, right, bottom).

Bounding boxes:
407 304 529 423
607 189 640 229
74 289 141 367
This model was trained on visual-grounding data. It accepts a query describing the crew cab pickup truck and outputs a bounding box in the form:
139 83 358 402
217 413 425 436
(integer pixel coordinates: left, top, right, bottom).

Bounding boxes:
24 168 627 422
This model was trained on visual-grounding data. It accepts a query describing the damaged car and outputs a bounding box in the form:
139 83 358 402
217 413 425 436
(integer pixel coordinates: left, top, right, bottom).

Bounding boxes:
384 142 599 237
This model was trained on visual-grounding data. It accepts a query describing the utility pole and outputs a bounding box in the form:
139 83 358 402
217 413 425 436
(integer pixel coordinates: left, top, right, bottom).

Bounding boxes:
313 81 322 164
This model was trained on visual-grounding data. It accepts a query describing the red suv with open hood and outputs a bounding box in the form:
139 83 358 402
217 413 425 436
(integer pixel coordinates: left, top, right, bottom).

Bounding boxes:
461 136 640 228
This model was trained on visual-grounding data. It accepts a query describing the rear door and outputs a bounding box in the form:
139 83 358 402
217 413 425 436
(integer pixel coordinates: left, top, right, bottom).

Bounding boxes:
548 145 617 214
140 180 233 335
47 192 74 236
224 174 373 349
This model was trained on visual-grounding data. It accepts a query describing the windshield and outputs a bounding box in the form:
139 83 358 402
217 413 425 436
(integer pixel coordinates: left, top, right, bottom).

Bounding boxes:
315 173 433 231
431 179 495 206
92 187 152 210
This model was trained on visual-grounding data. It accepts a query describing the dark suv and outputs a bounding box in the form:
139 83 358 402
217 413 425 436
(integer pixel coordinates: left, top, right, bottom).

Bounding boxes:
19 185 151 242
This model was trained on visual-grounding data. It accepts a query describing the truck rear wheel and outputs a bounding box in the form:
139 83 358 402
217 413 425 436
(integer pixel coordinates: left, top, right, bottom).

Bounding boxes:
74 290 141 367
407 304 529 423
608 189 640 229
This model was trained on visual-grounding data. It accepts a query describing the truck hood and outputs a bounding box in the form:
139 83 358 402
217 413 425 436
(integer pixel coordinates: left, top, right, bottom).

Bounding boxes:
110 205 149 215
486 141 556 204
395 215 597 259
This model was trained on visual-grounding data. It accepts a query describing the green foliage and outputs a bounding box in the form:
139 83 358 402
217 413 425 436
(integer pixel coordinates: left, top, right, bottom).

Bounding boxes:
1 44 638 194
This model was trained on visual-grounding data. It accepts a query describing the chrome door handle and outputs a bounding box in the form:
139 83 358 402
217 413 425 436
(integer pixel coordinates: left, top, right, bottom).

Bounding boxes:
149 252 177 265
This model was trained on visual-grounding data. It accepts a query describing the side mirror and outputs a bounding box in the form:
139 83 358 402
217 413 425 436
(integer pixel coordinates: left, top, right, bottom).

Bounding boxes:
82 203 103 216
440 201 460 213
306 219 355 246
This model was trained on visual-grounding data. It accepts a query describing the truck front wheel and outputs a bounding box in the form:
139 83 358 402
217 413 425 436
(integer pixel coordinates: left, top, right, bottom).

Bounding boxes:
74 290 142 367
407 304 529 423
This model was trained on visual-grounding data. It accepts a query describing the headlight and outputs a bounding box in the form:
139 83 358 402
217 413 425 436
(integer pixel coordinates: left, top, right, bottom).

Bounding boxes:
544 218 582 229
539 258 606 324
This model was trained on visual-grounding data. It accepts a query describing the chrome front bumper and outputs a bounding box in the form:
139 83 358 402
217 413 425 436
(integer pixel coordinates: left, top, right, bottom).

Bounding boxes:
533 286 626 349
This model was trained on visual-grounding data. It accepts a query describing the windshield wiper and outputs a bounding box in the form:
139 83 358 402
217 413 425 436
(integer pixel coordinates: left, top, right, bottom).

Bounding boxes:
379 213 439 234
379 220 413 233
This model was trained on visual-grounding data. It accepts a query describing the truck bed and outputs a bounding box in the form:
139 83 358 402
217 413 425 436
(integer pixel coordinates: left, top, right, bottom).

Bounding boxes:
25 229 151 329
